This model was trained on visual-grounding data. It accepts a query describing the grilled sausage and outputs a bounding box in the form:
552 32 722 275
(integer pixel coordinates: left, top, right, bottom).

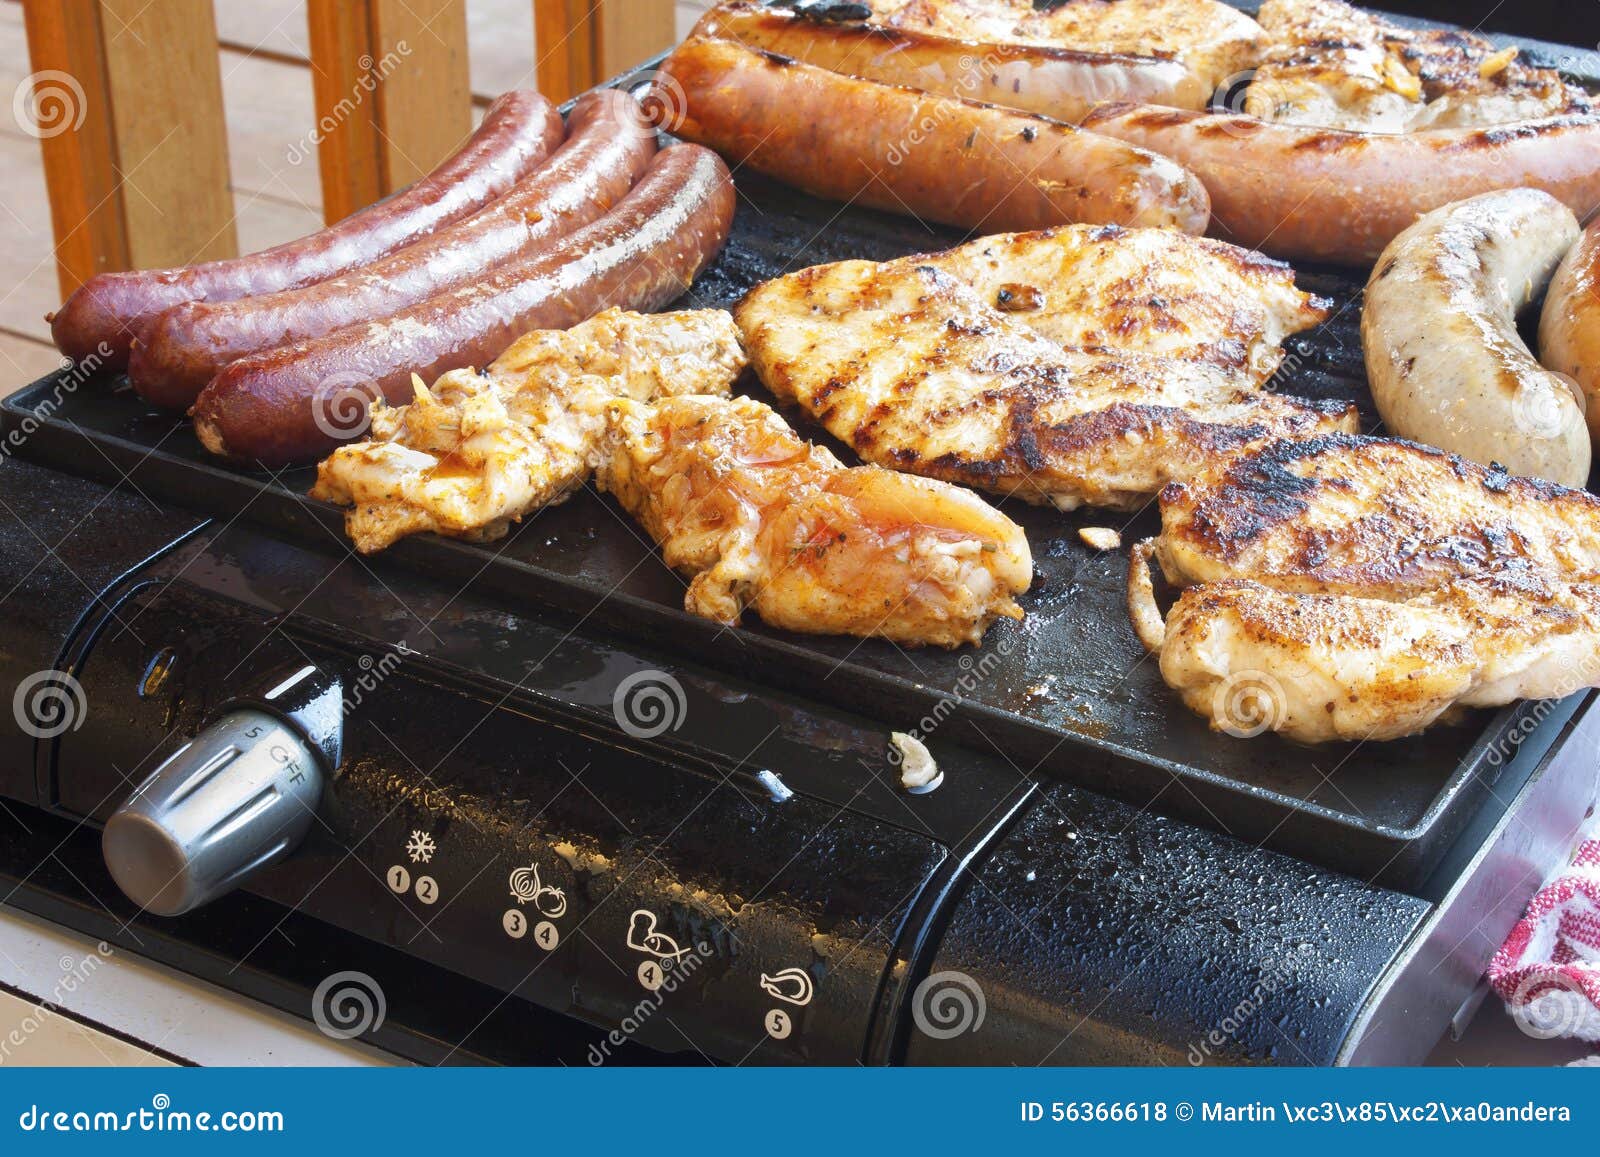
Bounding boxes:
652 36 1209 235
130 90 657 408
689 2 1209 122
1362 189 1588 487
1081 101 1600 264
50 91 564 369
192 145 735 466
1539 216 1600 451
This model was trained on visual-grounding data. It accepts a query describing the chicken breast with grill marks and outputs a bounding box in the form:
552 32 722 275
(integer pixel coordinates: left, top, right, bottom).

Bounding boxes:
310 309 745 553
1244 0 1588 132
735 226 1352 511
1129 434 1600 742
597 393 1031 647
869 0 1263 94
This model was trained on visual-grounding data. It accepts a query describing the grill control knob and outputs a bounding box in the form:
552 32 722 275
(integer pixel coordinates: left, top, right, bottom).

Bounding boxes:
103 709 326 916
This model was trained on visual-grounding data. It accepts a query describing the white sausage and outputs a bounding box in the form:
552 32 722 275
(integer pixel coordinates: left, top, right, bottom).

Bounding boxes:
1361 189 1588 487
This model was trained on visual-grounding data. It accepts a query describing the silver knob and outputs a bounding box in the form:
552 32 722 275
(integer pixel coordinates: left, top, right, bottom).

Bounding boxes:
103 709 325 916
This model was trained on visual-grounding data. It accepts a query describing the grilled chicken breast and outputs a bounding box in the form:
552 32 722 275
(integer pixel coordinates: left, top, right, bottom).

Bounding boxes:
1129 434 1600 742
869 0 1263 93
310 309 745 552
597 394 1032 647
1244 0 1587 132
736 226 1351 510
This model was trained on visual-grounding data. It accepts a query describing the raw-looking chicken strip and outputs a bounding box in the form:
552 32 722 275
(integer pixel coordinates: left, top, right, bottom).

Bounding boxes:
310 309 746 552
596 394 1033 647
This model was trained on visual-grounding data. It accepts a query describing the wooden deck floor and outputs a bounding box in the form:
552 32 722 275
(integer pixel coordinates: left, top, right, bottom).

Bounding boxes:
0 0 712 392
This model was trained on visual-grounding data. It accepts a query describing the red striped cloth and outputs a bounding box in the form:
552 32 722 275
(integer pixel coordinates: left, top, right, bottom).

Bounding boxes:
1489 831 1600 1042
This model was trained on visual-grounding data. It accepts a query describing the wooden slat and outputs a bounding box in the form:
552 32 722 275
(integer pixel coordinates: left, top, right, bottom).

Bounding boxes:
534 0 676 103
370 0 472 188
306 0 472 223
534 0 596 103
597 0 675 78
20 0 128 299
98 0 237 268
306 0 383 224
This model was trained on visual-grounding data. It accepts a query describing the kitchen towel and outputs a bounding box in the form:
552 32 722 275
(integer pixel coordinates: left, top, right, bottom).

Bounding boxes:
1489 824 1600 1042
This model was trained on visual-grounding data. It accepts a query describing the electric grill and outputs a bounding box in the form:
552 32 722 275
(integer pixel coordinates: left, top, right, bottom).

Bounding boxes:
1 9 1597 1067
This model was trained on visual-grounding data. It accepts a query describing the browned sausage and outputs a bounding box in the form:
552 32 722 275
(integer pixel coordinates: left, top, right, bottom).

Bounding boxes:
1081 101 1600 264
50 91 564 369
690 2 1210 121
129 90 657 408
192 145 735 466
651 36 1209 235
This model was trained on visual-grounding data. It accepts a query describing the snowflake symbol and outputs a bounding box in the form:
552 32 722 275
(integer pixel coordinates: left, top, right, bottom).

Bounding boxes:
404 830 436 864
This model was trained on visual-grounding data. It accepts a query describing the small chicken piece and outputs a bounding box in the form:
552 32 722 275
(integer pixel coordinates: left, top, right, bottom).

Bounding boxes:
1245 0 1587 133
871 0 1263 93
1130 434 1600 742
736 227 1351 511
310 309 746 552
596 394 1032 647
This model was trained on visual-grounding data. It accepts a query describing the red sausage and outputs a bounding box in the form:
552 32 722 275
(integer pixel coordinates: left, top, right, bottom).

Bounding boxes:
191 145 736 466
50 91 564 368
130 90 657 408
653 36 1209 235
1082 101 1600 264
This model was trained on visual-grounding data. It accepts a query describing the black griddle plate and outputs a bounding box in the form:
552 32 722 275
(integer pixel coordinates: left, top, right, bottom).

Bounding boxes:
9 22 1597 887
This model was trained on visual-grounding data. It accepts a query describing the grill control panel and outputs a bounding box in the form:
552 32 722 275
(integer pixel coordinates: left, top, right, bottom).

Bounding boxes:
53 578 949 1064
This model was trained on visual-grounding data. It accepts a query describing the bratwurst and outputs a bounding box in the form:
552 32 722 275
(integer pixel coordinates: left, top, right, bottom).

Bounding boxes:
1361 189 1587 487
1539 216 1600 453
651 36 1210 235
50 91 564 368
1082 101 1600 264
129 90 657 408
191 145 735 466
